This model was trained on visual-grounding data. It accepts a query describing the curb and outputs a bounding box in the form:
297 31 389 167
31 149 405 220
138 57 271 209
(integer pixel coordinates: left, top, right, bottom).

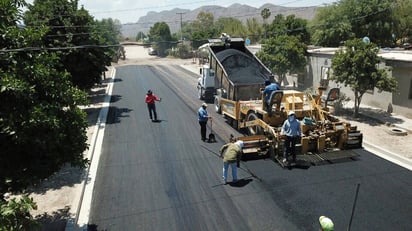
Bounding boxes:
65 66 116 231
363 140 412 171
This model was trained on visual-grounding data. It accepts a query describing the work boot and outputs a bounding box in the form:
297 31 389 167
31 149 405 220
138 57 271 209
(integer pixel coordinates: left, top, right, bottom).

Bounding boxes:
222 177 227 185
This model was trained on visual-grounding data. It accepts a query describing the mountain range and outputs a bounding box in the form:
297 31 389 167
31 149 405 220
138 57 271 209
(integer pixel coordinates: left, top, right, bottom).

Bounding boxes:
120 3 321 39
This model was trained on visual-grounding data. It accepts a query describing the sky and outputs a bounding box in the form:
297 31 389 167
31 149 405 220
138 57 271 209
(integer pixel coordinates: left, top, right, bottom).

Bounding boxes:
72 0 337 24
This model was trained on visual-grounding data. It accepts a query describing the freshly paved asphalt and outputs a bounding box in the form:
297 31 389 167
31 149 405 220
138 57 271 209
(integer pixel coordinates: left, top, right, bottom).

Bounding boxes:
87 64 412 230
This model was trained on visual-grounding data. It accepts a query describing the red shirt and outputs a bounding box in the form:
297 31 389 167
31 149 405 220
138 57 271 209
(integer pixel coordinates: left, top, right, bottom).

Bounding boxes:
145 93 160 104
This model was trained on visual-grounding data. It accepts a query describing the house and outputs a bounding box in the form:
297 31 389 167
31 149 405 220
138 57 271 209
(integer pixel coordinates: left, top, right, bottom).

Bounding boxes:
305 47 412 117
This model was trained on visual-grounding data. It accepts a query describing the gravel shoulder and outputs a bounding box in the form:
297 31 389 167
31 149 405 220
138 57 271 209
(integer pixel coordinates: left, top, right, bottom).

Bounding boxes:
26 47 412 230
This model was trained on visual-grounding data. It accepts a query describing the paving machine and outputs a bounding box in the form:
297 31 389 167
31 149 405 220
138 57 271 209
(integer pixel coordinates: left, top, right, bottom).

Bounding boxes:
198 34 363 165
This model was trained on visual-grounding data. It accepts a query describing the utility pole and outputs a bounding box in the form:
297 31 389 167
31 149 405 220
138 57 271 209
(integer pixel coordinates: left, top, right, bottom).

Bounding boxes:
176 12 185 42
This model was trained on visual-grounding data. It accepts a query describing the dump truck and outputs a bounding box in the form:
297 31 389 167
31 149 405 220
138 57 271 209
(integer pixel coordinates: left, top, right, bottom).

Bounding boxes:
198 35 363 165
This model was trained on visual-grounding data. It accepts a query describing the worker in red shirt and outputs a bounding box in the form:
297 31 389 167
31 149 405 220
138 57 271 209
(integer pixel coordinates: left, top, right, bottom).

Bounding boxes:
145 90 161 121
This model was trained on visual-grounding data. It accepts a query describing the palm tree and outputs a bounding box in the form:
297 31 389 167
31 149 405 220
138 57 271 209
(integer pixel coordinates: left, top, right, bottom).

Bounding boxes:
261 8 271 39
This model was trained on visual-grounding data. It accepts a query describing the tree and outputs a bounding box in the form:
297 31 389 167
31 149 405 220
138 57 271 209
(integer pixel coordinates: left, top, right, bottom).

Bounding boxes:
311 4 354 47
136 31 146 42
147 22 173 56
94 18 122 61
245 18 262 44
256 35 307 85
331 39 398 117
1 0 88 197
392 0 412 45
192 11 215 36
24 0 115 90
261 8 271 39
311 0 396 47
267 14 310 44
189 11 217 49
215 17 246 38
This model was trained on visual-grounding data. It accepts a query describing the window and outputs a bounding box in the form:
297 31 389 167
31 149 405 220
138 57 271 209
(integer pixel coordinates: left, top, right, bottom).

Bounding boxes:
320 66 330 88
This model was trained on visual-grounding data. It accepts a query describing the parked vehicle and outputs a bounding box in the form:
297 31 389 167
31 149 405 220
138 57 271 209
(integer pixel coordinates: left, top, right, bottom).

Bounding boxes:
148 47 157 55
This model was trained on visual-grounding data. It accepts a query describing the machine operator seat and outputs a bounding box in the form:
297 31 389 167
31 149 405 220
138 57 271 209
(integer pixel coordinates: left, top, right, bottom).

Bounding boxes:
322 88 340 109
267 90 283 114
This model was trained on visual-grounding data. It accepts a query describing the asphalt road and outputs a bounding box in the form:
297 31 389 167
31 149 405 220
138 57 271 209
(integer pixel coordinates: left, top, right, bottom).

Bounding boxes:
87 64 412 231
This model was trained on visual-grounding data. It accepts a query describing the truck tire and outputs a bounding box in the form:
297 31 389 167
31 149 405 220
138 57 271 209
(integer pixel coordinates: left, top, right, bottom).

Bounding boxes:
247 112 263 135
214 97 221 114
198 88 204 100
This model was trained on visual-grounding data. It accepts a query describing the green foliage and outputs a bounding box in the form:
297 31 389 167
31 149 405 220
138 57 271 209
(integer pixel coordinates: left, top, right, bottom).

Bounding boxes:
148 22 174 56
215 17 247 38
94 18 122 62
331 38 398 117
0 195 39 231
393 0 412 44
311 0 396 47
0 0 89 192
261 8 271 21
267 14 310 45
136 31 146 42
256 35 307 85
245 18 262 44
168 44 193 59
261 8 271 39
311 4 354 47
24 0 116 90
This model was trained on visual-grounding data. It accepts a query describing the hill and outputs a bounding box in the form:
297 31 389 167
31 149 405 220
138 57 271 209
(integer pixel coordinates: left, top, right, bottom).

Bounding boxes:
121 3 320 39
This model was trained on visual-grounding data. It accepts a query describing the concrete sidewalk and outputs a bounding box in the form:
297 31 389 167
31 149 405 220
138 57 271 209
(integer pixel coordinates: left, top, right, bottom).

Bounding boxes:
343 101 412 133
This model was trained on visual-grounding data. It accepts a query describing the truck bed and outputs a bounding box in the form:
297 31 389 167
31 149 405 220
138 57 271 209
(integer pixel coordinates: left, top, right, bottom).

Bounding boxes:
215 49 270 84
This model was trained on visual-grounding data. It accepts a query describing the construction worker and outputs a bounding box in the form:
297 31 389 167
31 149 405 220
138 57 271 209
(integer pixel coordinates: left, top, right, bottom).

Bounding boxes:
219 140 244 184
281 111 302 165
319 216 334 231
198 103 211 142
145 90 161 121
262 80 280 113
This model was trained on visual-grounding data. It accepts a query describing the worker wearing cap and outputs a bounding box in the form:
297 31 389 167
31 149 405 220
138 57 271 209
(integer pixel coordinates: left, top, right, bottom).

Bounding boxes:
281 111 302 165
219 140 244 184
319 216 334 231
262 80 280 113
198 103 211 142
145 89 161 121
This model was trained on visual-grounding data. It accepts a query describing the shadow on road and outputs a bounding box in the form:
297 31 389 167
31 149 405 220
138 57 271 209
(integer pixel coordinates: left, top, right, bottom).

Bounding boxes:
228 178 253 187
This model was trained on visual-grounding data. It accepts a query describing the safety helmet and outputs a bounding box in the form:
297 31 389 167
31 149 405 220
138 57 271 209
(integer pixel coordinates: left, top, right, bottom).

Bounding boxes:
201 103 208 108
147 89 152 94
288 111 295 116
235 140 244 149
319 216 334 231
265 80 271 86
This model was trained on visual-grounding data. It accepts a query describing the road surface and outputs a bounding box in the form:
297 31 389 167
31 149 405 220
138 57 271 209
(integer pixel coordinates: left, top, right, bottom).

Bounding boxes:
87 63 412 230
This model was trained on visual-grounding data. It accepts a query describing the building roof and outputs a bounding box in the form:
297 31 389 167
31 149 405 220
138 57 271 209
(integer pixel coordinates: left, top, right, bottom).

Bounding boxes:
307 47 412 62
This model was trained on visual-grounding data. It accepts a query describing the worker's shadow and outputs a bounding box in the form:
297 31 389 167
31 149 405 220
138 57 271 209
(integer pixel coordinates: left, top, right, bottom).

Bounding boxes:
228 178 252 187
211 178 252 188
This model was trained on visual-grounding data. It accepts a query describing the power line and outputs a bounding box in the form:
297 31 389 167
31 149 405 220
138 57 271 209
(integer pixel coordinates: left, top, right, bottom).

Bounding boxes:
2 1 400 53
176 12 186 41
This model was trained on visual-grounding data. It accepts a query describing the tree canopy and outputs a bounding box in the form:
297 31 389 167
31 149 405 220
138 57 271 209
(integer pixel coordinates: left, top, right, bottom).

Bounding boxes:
311 0 397 47
257 35 307 85
331 39 398 117
148 22 174 56
1 0 88 192
24 0 118 89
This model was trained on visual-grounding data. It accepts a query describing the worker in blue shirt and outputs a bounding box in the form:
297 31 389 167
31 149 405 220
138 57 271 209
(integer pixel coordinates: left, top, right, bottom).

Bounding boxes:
262 80 280 113
281 111 302 165
198 103 211 141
